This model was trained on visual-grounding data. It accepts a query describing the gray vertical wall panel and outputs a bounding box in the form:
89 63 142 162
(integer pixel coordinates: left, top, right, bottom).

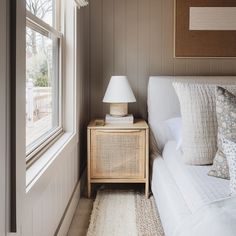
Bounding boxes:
114 0 126 75
89 0 236 119
0 0 7 234
161 0 174 75
149 0 162 75
126 0 138 116
77 7 90 174
102 0 114 115
90 0 103 118
138 0 150 118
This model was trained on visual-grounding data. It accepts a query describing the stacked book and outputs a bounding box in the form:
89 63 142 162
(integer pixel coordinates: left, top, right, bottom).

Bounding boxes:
105 114 134 124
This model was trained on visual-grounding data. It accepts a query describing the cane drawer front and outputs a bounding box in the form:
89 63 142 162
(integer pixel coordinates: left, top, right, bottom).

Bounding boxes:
90 129 146 179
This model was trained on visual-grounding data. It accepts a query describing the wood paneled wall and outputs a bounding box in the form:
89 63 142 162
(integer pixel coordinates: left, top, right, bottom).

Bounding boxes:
89 0 236 119
77 6 90 175
0 0 7 234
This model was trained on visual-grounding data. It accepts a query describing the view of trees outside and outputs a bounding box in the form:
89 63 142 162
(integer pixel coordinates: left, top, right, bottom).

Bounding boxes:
26 28 52 88
26 0 56 148
26 0 53 25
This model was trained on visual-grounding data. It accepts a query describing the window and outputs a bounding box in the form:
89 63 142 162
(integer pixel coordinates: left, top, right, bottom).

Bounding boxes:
26 0 62 164
26 0 55 26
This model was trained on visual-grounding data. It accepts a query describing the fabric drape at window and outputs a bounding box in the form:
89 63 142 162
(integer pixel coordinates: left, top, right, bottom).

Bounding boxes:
74 0 89 8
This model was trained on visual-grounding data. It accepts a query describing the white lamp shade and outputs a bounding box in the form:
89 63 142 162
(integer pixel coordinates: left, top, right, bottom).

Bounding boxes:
103 76 136 103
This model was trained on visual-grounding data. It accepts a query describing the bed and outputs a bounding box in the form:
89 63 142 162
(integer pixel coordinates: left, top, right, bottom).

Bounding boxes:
148 76 236 236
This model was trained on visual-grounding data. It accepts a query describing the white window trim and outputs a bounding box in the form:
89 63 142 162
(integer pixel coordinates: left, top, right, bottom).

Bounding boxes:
25 0 78 189
26 10 62 38
10 0 78 232
25 7 64 166
26 132 77 191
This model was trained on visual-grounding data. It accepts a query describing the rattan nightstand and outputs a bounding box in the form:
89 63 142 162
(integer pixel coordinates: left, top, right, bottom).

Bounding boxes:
87 119 149 198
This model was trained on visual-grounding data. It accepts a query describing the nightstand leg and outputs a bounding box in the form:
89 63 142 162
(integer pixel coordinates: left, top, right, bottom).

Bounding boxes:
145 182 149 198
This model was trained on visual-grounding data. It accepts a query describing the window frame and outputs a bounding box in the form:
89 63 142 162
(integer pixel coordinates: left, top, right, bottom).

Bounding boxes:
25 4 64 167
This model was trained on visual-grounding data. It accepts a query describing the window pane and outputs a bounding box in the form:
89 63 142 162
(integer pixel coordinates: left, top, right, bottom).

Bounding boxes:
26 27 59 151
26 0 54 26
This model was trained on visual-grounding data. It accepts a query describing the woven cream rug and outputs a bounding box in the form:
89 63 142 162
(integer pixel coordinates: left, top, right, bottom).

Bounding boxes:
87 191 165 236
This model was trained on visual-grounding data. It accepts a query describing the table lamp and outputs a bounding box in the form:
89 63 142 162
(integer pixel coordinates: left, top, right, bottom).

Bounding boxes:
103 76 136 117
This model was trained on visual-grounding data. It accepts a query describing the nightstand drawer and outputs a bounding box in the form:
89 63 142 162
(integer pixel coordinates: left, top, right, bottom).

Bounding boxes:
90 129 145 179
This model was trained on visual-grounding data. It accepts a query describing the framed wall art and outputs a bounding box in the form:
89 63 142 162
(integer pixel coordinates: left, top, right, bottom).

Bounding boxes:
175 0 236 58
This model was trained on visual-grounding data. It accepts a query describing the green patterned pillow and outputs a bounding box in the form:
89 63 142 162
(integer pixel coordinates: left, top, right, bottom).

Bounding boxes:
208 87 236 179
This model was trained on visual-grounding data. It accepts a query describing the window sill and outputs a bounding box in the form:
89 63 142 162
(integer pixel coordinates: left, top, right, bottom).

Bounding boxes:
26 131 78 193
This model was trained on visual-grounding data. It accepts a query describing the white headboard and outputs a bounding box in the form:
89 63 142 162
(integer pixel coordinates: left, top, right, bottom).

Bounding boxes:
147 75 236 150
148 76 180 125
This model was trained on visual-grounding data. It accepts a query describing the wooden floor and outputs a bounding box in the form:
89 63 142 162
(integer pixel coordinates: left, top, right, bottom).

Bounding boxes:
67 198 93 236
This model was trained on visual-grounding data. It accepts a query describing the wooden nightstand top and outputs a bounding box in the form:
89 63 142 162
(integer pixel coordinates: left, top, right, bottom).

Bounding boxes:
88 119 148 130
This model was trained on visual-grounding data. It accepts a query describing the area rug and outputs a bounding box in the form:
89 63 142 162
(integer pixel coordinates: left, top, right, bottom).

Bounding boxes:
86 190 165 236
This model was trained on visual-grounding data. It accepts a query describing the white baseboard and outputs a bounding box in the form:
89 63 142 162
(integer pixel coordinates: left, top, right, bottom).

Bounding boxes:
56 170 86 236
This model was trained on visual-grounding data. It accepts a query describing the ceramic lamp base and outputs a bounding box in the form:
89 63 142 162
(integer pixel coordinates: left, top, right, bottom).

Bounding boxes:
110 103 128 117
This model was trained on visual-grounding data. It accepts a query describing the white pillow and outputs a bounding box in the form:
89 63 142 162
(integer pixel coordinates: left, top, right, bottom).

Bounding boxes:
165 117 182 150
150 122 172 152
221 137 236 196
173 82 218 165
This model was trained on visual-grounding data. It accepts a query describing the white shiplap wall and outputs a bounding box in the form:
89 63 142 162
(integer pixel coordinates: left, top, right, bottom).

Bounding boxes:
22 141 79 236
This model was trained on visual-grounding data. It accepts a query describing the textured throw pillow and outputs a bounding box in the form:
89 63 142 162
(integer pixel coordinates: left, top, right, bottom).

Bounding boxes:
221 138 236 196
173 82 218 165
208 87 236 179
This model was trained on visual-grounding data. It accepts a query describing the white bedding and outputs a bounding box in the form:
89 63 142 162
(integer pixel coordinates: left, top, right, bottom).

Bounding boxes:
148 76 236 236
151 141 230 236
152 157 190 236
163 141 230 213
174 197 236 236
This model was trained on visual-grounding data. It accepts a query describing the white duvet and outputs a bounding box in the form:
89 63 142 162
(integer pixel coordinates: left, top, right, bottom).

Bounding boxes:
163 141 229 213
152 141 233 236
174 197 236 236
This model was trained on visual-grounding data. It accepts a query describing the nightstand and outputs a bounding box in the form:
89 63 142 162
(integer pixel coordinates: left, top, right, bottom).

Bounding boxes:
87 119 149 198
